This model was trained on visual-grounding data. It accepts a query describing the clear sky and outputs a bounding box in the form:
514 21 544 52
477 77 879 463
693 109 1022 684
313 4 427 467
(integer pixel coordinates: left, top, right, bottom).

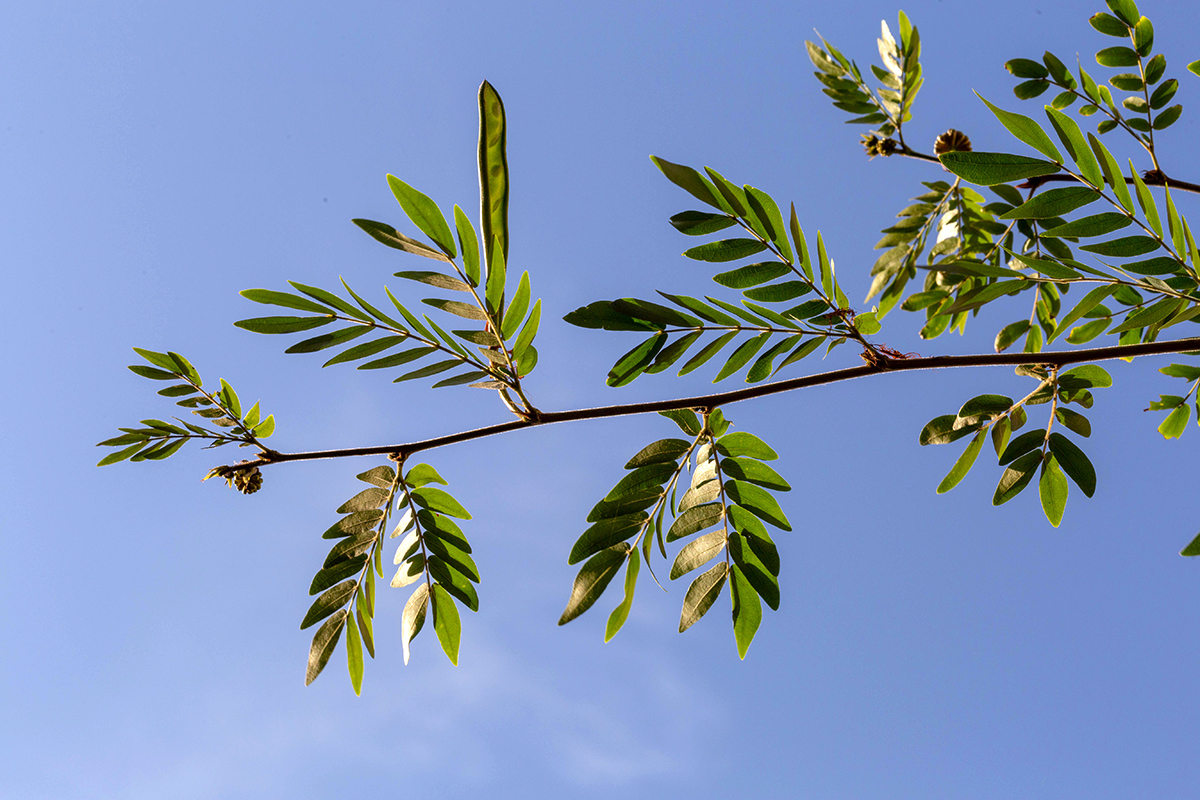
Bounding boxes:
4 0 1200 797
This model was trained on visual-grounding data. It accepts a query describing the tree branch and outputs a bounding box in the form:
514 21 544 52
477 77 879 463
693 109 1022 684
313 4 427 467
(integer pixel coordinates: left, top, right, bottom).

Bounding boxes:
242 336 1200 469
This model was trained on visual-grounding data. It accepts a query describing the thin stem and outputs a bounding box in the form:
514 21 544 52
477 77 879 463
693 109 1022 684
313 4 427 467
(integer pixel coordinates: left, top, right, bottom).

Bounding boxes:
232 335 1200 470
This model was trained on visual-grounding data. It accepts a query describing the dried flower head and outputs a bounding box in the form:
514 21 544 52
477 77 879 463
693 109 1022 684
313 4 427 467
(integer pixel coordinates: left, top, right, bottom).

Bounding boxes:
934 129 972 155
861 133 900 158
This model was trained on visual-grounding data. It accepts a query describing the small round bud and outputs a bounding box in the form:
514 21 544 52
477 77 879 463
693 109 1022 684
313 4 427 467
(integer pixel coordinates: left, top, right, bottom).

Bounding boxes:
934 129 972 155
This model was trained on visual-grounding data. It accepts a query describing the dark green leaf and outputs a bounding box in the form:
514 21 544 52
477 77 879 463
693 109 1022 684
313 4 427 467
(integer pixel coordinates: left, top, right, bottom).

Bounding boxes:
285 326 371 354
351 218 450 262
715 431 778 461
411 487 471 519
659 409 702 436
993 450 1043 505
1047 432 1097 496
563 301 657 332
1090 12 1130 35
713 262 791 289
430 584 461 665
240 288 331 314
305 609 348 686
730 565 762 660
608 332 668 387
569 514 647 565
938 151 1060 185
724 480 790 530
337 487 389 514
666 503 723 543
625 439 691 469
301 580 357 630
712 333 769 383
670 210 736 236
683 239 768 263
235 316 334 334
395 271 472 292
1079 235 1160 257
679 562 728 632
558 543 631 625
650 156 724 211
999 187 1100 220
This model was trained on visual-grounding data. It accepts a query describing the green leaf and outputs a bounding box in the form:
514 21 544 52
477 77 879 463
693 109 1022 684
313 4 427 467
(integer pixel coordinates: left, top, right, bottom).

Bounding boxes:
650 156 725 211
1038 455 1069 527
993 450 1043 505
1055 408 1092 438
709 333 767 383
305 609 348 686
1044 107 1103 186
999 187 1100 220
430 584 461 666
724 480 790 530
670 210 737 236
1006 58 1049 79
996 320 1030 352
563 300 657 332
358 346 436 371
240 288 332 314
1154 104 1183 130
939 151 1060 186
666 503 723 543
1059 364 1113 389
607 332 667 387
625 439 691 469
454 205 481 287
337 487 389 513
937 430 985 494
351 219 451 262
919 415 978 446
559 543 631 625
1130 163 1163 237
718 458 789 492
744 185 793 261
1180 532 1200 557
346 611 364 695
1086 135 1134 213
1090 12 1130 36
485 237 506 318
1047 432 1097 496
384 176 456 258
977 94 1062 162
730 565 762 660
1096 46 1140 67
401 583 429 665
1040 213 1131 238
1079 235 1160 257
301 580 357 630
713 262 791 289
309 555 370 596
422 298 489 321
715 431 778 461
1159 403 1191 439
683 239 768 263
235 316 334 334
501 271 531 340
670 530 726 580
659 409 702 436
569 514 647 564
679 562 729 632
605 548 641 643
285 326 371 354
727 531 779 610
410 487 472 519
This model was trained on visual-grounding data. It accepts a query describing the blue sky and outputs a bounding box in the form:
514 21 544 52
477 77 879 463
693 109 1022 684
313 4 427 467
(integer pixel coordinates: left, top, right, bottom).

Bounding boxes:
5 0 1200 797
